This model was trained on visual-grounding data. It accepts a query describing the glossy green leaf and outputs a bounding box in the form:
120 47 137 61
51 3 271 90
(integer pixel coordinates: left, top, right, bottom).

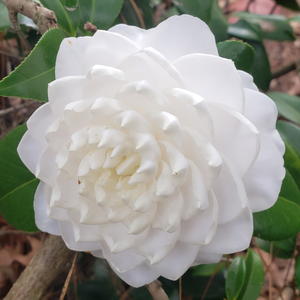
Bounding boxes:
253 170 300 241
40 0 80 36
228 20 271 90
277 120 300 189
228 20 262 42
255 237 296 259
247 40 272 91
277 121 300 157
283 143 300 189
217 40 255 73
234 12 295 41
239 249 264 300
226 256 246 300
174 0 228 42
0 28 66 102
78 0 123 35
0 125 38 231
268 92 300 126
275 0 300 11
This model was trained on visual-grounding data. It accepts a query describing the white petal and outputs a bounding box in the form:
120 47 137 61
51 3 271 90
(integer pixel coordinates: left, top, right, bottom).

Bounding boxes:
243 88 285 155
17 130 43 174
55 36 91 79
48 76 85 117
213 155 248 224
178 190 218 245
110 263 159 288
209 102 260 176
199 206 253 254
140 15 218 61
192 251 222 266
150 242 199 280
99 242 146 273
238 71 258 91
173 54 245 112
243 134 285 212
27 103 55 148
109 23 146 45
34 182 60 235
83 30 140 74
90 97 129 115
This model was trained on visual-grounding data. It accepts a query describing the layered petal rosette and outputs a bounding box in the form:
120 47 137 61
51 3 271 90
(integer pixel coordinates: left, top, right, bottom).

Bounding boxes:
18 15 285 287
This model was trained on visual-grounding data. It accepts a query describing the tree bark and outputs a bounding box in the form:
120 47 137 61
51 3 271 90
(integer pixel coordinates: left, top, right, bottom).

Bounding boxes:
4 234 75 300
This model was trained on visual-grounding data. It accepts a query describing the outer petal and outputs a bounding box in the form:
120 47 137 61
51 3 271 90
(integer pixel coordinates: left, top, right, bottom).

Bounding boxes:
140 15 218 61
243 134 285 212
34 182 60 235
83 30 140 74
17 131 43 174
110 263 159 288
55 36 91 79
173 54 245 112
150 242 199 280
27 103 56 148
199 206 253 254
192 251 222 266
109 24 147 45
238 71 258 91
243 88 285 155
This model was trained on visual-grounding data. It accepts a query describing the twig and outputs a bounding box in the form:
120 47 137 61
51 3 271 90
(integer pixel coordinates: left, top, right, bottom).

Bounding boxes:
0 102 34 117
201 260 222 300
269 3 278 14
1 0 58 35
59 252 77 300
128 0 145 29
245 0 254 11
145 280 169 300
3 234 74 300
83 21 97 34
0 49 24 60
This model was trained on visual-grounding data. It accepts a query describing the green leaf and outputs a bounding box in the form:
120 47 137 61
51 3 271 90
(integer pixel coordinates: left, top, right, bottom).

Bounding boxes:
277 121 300 157
274 0 300 11
78 0 123 35
255 237 296 259
277 120 300 189
228 20 271 90
0 125 38 232
283 143 300 189
228 20 262 42
226 256 246 300
268 92 300 126
234 12 295 41
239 249 264 300
247 40 272 91
40 0 80 36
0 28 66 102
217 40 255 73
253 170 300 241
173 0 228 42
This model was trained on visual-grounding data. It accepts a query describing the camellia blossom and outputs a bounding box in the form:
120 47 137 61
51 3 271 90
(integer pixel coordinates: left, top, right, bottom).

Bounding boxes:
18 15 285 287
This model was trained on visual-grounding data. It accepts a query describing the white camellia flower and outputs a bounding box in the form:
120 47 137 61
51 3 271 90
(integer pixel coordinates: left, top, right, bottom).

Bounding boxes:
18 15 285 287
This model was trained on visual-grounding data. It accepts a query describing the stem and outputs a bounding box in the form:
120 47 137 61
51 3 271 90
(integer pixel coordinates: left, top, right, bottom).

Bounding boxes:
145 280 169 300
4 235 75 300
